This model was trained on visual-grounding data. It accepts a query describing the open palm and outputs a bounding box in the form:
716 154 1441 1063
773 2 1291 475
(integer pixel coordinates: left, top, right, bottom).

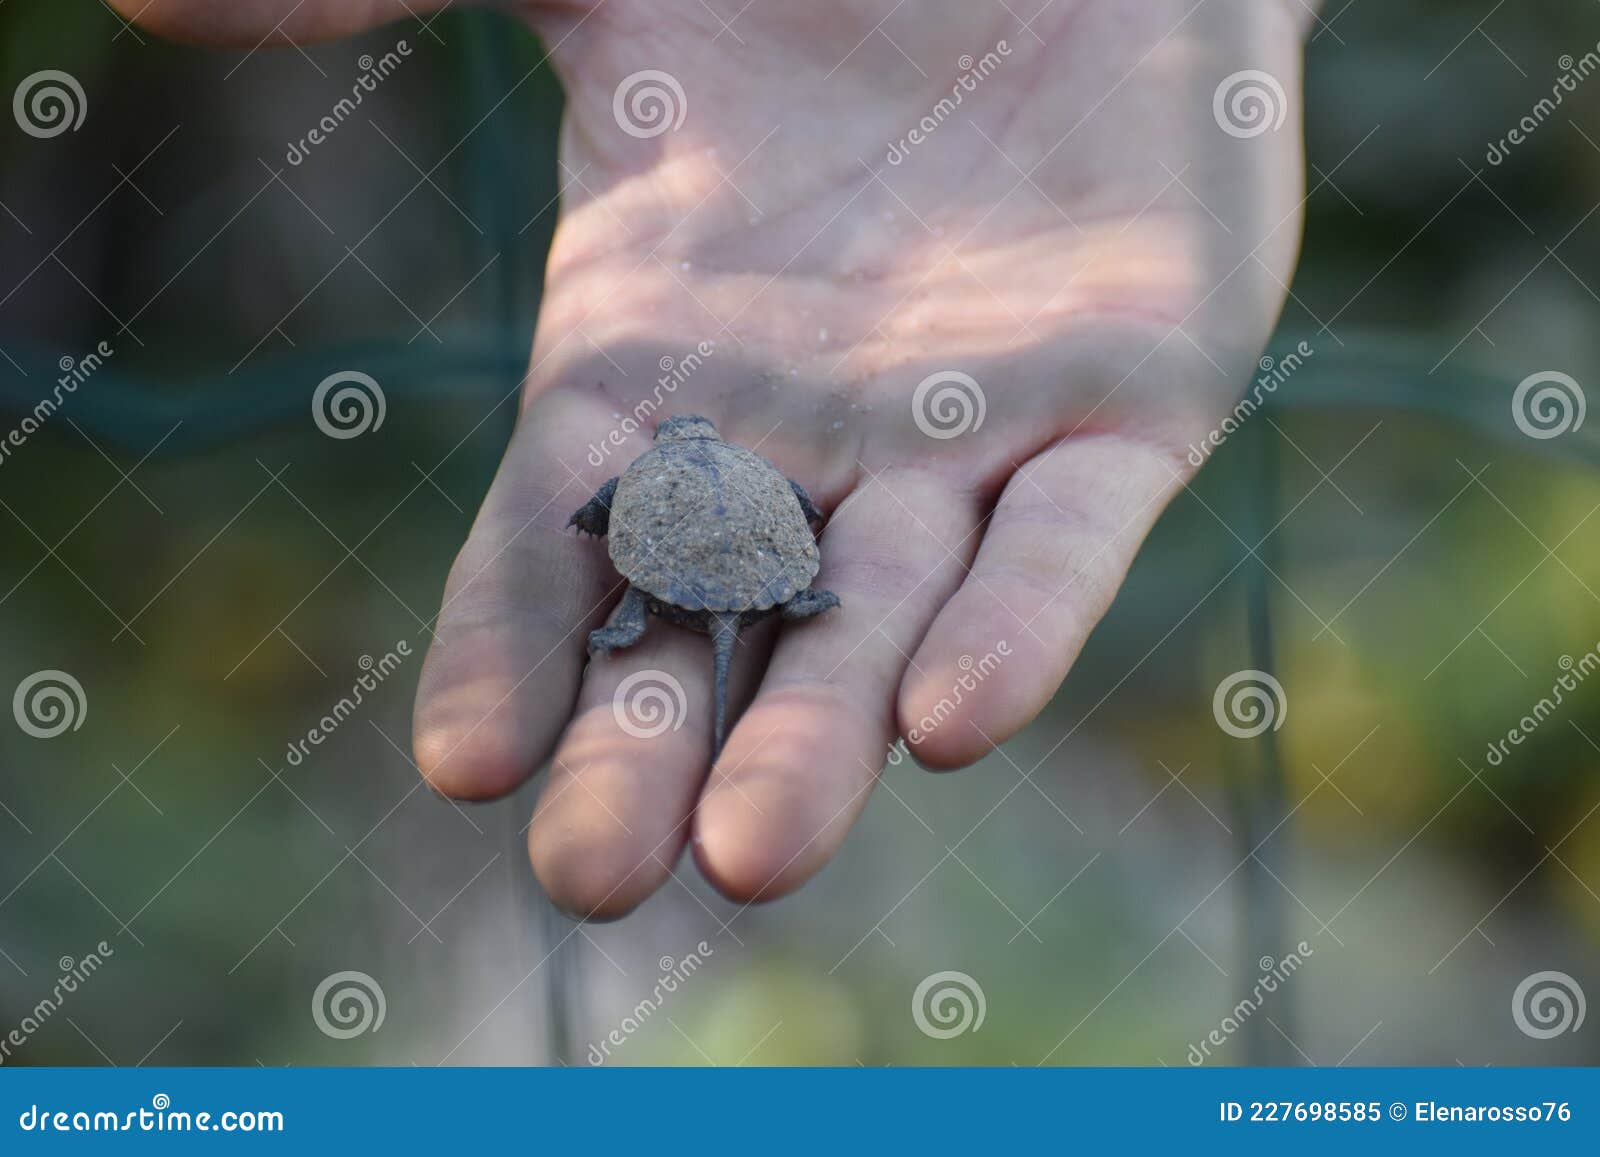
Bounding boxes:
120 0 1312 917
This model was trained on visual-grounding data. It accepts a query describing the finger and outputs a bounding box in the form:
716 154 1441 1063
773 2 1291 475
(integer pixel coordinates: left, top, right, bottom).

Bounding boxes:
899 433 1186 769
693 467 982 902
411 389 621 799
529 614 777 920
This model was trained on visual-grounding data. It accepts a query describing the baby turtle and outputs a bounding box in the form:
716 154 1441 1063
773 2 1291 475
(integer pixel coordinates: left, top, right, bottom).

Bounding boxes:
569 415 840 757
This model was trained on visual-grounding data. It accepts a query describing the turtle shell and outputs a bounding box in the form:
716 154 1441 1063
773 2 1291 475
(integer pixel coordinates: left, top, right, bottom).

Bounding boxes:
608 437 820 612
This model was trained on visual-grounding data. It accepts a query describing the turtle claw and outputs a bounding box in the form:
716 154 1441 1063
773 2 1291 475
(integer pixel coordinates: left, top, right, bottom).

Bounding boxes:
587 624 642 656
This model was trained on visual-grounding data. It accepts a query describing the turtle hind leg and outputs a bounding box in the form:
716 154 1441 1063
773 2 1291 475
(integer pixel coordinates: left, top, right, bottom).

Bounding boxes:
710 612 741 760
779 588 840 622
567 476 618 537
588 585 650 656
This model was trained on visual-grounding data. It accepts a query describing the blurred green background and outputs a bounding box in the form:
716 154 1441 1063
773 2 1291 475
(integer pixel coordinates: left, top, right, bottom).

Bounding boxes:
1 0 1598 1066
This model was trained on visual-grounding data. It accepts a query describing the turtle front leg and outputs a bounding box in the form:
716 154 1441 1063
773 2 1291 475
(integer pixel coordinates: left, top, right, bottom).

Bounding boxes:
567 476 619 537
779 587 840 622
787 478 825 527
588 585 651 656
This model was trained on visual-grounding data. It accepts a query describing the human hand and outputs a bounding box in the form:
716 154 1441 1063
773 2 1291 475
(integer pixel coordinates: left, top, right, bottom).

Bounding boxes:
115 0 1314 918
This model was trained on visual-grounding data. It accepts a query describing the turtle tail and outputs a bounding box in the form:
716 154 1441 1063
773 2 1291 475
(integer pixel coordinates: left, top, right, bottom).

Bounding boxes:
710 613 740 761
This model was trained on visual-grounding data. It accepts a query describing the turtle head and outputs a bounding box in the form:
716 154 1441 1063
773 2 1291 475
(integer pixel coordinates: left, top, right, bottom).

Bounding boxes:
654 414 721 442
